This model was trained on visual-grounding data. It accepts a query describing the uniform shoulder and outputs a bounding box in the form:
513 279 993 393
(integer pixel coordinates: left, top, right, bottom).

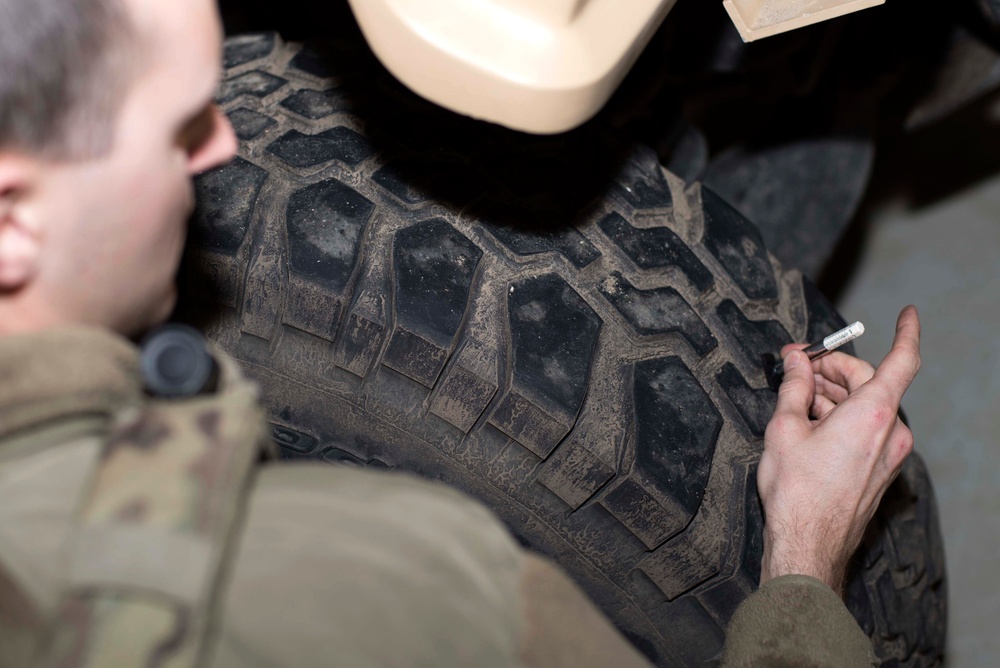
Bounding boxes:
248 462 523 578
211 463 525 668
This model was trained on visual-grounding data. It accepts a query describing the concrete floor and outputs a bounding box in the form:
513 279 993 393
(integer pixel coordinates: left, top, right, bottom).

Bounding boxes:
827 96 1000 666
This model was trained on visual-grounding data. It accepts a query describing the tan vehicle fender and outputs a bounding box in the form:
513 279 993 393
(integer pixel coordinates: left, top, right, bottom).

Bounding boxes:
347 0 679 134
347 0 886 134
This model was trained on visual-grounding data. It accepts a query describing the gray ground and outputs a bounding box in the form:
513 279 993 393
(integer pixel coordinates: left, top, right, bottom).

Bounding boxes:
827 93 1000 666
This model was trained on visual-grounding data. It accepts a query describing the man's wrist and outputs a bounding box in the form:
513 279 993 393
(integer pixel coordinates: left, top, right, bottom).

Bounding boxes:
760 537 847 595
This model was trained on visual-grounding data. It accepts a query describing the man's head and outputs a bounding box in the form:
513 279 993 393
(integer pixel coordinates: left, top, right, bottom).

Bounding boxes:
0 0 237 337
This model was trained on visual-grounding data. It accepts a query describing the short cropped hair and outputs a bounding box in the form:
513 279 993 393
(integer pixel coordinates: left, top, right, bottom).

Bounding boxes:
0 0 134 159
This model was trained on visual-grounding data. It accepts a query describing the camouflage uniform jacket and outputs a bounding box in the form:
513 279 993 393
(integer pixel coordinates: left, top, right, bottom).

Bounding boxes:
0 327 877 667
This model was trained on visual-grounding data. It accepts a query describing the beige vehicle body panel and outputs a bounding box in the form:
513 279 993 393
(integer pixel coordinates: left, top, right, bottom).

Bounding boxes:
347 0 886 134
724 0 885 42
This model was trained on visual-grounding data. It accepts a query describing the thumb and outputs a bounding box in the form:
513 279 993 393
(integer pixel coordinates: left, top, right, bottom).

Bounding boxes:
774 350 815 422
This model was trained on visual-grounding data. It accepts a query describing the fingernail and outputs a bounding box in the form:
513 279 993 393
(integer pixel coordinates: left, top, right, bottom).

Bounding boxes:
785 351 802 370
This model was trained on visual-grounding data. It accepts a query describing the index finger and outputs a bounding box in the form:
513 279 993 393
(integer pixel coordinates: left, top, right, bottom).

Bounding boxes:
871 306 922 398
782 343 875 394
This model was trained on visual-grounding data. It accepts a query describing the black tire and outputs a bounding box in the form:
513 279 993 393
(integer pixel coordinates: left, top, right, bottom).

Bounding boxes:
183 33 946 666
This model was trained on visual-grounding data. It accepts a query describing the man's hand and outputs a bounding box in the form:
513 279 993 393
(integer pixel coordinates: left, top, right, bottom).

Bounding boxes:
758 306 921 595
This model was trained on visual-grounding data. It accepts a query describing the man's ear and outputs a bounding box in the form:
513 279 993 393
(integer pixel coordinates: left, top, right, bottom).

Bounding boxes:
0 158 42 292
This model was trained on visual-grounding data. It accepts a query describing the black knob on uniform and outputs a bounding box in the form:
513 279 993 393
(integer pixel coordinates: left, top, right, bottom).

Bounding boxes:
140 324 219 398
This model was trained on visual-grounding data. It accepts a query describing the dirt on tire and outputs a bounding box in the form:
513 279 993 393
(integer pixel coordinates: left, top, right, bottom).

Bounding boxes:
181 32 947 666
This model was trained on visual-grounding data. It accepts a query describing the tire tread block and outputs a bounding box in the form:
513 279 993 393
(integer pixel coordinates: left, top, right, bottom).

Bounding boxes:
373 160 479 206
657 596 726 665
845 572 877 637
283 274 343 341
393 220 483 346
697 577 752 626
218 70 288 105
638 533 721 601
716 363 776 438
223 33 276 69
267 127 373 169
289 45 343 79
599 213 714 293
373 163 427 204
280 88 349 119
429 360 497 433
506 274 601 417
716 299 792 365
600 272 717 355
485 225 601 269
917 584 946 655
191 157 267 255
601 478 690 549
286 178 374 292
382 328 448 388
241 248 284 340
227 108 277 141
615 146 674 209
701 187 778 301
386 220 483 387
488 391 571 459
634 356 722 515
875 569 921 654
741 468 764 585
537 442 616 509
333 309 384 378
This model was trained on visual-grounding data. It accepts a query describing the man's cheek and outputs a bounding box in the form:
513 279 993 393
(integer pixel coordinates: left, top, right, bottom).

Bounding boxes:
176 177 197 221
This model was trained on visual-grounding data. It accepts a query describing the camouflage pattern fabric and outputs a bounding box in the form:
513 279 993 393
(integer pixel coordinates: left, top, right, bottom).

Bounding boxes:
0 328 877 668
42 386 262 668
31 337 268 668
